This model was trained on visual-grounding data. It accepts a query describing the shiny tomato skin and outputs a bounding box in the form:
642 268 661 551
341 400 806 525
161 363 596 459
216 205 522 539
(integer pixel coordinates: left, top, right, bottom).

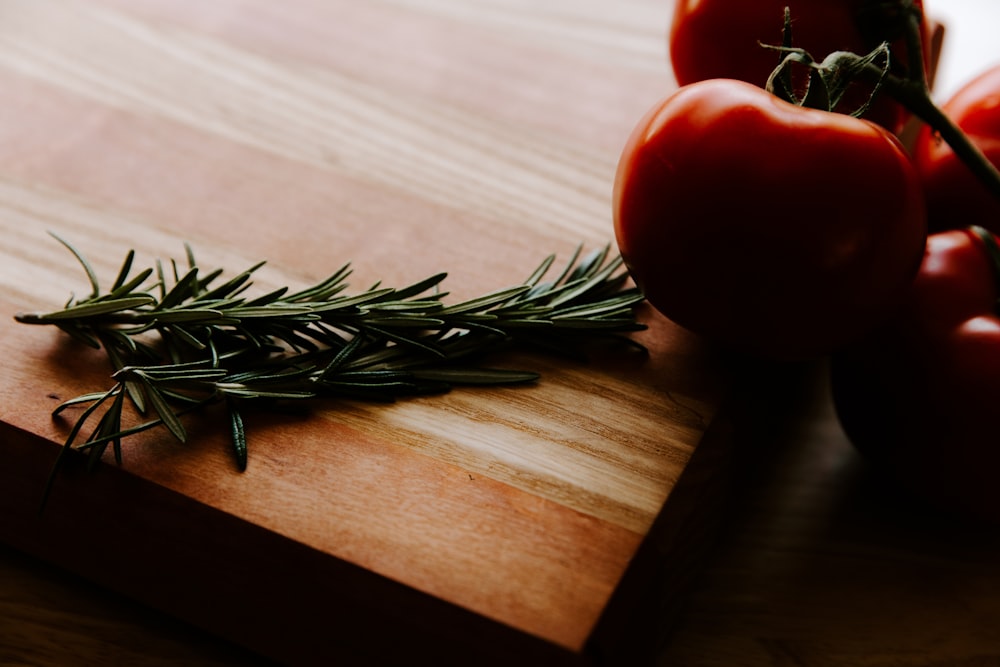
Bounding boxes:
913 65 1000 234
669 0 926 135
613 79 927 360
831 228 1000 523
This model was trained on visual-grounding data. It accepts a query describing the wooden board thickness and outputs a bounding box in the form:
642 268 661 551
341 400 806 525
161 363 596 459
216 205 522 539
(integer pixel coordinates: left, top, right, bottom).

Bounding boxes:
0 1 732 664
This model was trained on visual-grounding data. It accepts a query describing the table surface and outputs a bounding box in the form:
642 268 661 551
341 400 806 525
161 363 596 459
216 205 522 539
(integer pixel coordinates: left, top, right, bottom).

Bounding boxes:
3 360 999 666
3 1 1000 665
0 0 728 663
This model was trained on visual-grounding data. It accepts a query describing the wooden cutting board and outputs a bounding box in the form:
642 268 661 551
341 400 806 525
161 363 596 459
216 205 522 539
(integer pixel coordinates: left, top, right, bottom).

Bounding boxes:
0 0 734 663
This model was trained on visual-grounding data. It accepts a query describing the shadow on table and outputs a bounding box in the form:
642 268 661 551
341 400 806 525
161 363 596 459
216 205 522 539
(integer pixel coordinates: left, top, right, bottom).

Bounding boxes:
656 357 1000 667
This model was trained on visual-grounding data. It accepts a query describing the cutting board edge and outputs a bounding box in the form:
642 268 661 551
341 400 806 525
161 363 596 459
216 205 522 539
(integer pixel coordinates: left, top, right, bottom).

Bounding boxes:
0 421 589 666
585 395 737 664
0 394 736 666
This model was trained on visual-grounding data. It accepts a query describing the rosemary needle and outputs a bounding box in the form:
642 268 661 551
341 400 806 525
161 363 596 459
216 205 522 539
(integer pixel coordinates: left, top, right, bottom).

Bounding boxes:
16 234 647 482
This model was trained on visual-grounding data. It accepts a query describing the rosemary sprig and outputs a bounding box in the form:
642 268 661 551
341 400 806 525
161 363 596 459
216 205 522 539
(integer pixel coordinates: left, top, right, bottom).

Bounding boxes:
16 234 646 490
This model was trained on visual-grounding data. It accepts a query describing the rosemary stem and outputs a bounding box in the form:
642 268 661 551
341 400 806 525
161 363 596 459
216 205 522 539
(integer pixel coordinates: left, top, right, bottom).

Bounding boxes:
20 239 646 489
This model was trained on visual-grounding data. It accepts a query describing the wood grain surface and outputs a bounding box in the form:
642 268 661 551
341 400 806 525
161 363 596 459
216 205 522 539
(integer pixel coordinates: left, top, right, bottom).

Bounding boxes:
3 361 999 666
0 0 731 664
3 1 999 666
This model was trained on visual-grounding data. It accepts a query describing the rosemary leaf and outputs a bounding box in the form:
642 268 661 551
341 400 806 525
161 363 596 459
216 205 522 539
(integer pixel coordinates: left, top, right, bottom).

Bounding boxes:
194 266 226 294
118 366 229 382
216 384 316 399
362 316 446 328
155 268 201 310
523 253 558 288
86 389 126 471
318 333 365 378
161 324 209 351
364 325 447 357
52 390 120 416
53 323 101 349
196 261 266 302
40 384 121 511
550 244 584 286
309 288 397 312
240 287 289 307
439 285 530 315
110 249 137 293
228 398 248 471
99 327 139 356
384 272 447 301
227 305 320 319
149 308 229 323
141 378 188 442
50 233 100 299
410 368 540 385
23 296 157 321
284 264 352 302
107 269 154 300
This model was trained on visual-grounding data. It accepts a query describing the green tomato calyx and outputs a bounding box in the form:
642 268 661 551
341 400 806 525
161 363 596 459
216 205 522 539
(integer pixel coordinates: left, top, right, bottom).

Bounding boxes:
762 7 891 118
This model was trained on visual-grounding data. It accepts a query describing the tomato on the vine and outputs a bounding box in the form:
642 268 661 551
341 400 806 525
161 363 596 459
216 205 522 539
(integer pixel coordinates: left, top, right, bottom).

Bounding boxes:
613 79 927 360
669 0 929 135
913 64 1000 234
831 227 1000 523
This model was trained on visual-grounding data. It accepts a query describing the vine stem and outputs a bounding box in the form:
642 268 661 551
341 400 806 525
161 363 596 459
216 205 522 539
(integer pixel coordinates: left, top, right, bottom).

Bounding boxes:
879 73 1000 203
863 2 1000 203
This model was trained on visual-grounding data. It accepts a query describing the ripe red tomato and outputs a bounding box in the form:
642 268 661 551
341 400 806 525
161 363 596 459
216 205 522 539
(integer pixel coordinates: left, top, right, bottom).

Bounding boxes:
831 227 1000 523
669 0 927 135
613 79 927 360
913 65 1000 234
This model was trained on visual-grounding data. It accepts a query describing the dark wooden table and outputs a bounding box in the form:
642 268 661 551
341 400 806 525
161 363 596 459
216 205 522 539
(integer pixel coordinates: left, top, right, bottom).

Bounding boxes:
663 361 1000 667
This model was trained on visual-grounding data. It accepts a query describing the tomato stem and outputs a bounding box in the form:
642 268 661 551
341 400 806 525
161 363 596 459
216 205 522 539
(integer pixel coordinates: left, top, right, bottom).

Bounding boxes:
863 67 1000 205
857 0 1000 203
772 0 1000 205
763 7 869 114
899 0 928 89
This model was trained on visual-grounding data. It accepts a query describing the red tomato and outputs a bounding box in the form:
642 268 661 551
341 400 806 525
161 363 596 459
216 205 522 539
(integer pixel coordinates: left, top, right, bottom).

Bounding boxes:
669 0 928 135
613 79 927 360
831 227 1000 523
913 65 1000 234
